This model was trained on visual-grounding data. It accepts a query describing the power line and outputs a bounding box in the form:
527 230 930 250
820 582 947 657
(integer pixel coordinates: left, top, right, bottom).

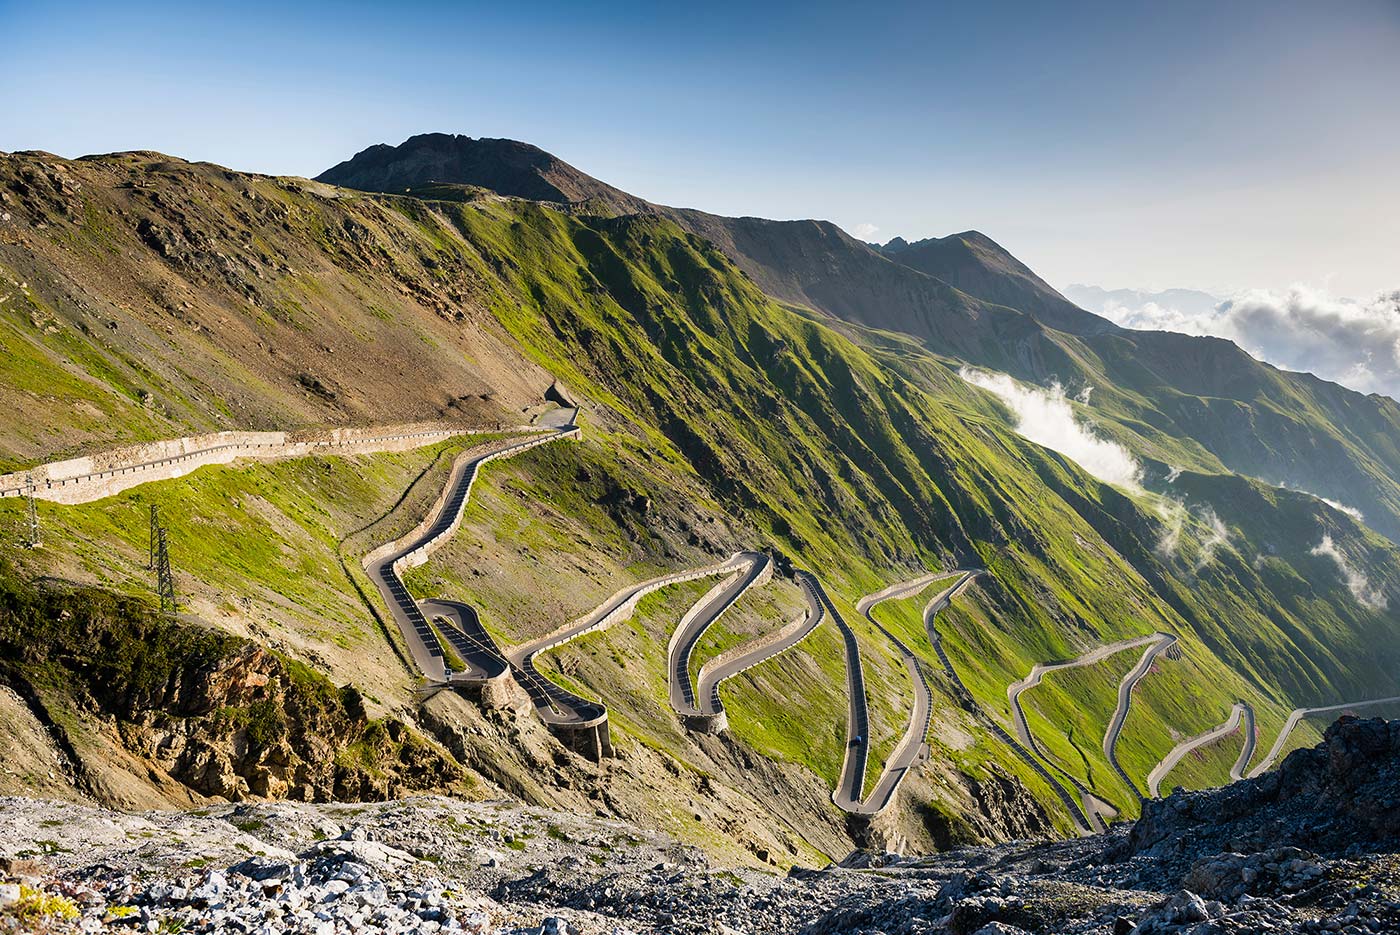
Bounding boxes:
148 503 160 570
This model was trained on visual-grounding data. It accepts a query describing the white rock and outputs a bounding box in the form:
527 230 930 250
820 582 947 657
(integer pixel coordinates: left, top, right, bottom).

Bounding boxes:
321 879 351 901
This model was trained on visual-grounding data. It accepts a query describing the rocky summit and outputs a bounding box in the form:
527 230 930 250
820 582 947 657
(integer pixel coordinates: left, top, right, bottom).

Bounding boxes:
3 717 1398 934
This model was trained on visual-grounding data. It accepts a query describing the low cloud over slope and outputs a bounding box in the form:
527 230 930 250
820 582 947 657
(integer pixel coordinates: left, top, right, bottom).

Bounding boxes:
1075 284 1400 402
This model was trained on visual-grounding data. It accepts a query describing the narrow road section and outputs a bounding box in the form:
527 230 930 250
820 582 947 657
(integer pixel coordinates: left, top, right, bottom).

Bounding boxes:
1246 695 1400 778
363 426 578 684
847 572 963 814
916 571 1095 835
505 552 764 726
667 552 772 719
816 574 872 814
1102 633 1178 799
693 573 825 719
1146 702 1255 797
1006 634 1163 830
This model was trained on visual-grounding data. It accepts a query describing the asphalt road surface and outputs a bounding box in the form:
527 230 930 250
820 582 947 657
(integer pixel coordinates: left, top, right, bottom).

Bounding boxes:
1146 701 1254 797
1101 633 1178 798
693 572 826 718
667 551 771 717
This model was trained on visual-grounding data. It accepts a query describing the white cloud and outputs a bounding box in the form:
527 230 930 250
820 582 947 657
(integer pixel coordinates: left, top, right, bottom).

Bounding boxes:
1319 497 1365 522
958 367 1143 491
1193 507 1230 571
851 222 880 241
1091 285 1400 401
1156 499 1185 557
1310 534 1387 610
1154 500 1230 569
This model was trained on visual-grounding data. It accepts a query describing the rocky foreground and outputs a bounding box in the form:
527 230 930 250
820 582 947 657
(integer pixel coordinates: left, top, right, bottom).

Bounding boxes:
3 717 1398 935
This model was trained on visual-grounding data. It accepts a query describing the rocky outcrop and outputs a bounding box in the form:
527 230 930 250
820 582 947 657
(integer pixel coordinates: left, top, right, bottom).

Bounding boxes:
5 721 1400 934
1129 716 1400 869
0 572 464 806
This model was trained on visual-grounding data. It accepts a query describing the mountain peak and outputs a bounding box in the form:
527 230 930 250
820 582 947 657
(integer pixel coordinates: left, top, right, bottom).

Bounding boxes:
316 133 652 214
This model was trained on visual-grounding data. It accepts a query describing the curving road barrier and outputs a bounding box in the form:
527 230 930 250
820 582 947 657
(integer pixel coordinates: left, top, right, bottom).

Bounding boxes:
363 426 580 683
1102 633 1178 799
844 572 961 814
917 570 1095 835
665 552 773 730
0 423 535 505
1245 695 1400 778
692 574 826 724
1146 701 1255 797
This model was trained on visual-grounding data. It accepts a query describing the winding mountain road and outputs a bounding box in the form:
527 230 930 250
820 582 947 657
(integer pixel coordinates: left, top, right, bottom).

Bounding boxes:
667 552 772 719
1146 701 1255 797
504 552 766 726
693 572 826 719
819 575 873 813
845 572 961 814
1102 633 1178 798
1246 695 1400 778
1005 635 1165 832
364 427 577 683
418 598 510 681
917 572 1096 834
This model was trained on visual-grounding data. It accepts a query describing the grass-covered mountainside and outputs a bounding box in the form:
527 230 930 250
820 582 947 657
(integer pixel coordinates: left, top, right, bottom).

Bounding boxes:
1 141 1397 864
319 134 1400 544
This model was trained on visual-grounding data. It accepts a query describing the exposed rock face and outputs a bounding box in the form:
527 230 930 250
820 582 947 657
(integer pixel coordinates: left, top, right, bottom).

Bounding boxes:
0 576 464 806
4 720 1400 934
316 134 652 214
1129 716 1400 871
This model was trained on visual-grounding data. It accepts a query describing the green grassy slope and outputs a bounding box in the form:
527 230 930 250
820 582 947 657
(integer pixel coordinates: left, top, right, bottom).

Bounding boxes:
3 151 1398 842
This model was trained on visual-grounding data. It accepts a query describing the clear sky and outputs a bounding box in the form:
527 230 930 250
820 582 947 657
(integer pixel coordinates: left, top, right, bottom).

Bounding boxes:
3 0 1398 296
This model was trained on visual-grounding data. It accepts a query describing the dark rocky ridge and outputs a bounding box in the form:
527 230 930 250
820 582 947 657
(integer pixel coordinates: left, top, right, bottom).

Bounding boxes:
317 133 653 215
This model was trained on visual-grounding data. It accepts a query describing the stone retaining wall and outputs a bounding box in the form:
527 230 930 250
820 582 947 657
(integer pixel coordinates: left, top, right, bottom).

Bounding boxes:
0 422 545 505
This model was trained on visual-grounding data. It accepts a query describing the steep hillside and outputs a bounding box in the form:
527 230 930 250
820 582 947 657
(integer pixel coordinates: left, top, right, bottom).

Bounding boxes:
317 134 1400 543
2 145 1398 865
874 230 1106 334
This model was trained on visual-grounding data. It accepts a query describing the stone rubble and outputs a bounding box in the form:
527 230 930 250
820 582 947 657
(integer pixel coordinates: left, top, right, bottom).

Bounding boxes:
2 717 1398 934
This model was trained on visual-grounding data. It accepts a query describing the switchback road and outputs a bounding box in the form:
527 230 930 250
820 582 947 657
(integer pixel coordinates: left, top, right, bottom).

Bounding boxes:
693 572 825 720
916 572 1096 835
1102 633 1177 798
1246 695 1400 778
667 552 772 718
846 572 962 814
1146 702 1255 797
504 552 763 726
364 426 578 685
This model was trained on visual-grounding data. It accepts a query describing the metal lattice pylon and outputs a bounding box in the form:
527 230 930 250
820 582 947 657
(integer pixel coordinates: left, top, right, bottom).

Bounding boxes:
155 526 177 615
148 503 160 570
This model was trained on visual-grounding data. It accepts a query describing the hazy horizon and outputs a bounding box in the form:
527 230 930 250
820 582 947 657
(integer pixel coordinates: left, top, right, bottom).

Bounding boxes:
4 0 1398 299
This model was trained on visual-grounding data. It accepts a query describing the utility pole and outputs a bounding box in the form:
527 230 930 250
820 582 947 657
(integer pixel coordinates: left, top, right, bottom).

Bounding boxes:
148 503 160 570
155 526 177 615
24 474 39 549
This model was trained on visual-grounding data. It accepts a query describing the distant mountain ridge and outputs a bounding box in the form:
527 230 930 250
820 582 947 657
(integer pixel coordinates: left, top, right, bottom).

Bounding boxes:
1064 283 1224 320
317 133 654 214
874 231 1111 335
317 133 1400 543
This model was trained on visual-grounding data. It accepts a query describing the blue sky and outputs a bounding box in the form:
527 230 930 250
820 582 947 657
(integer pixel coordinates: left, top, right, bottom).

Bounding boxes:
3 0 1398 296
